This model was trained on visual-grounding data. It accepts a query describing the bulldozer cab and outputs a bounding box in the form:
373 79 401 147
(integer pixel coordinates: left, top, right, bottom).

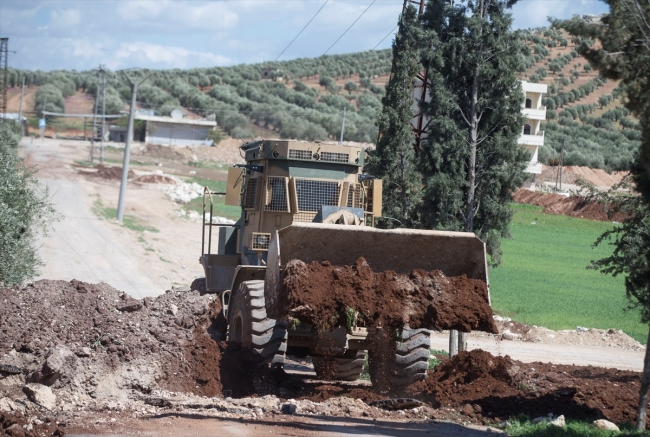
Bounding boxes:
200 140 383 294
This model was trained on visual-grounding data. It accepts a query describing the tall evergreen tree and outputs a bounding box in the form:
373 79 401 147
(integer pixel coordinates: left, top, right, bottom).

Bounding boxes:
555 4 650 430
366 5 423 228
418 0 528 264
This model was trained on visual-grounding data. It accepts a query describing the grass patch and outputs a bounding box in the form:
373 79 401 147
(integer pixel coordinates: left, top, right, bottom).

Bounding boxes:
103 157 148 166
505 416 637 436
188 160 229 170
92 200 159 233
429 349 448 370
74 160 97 167
489 204 645 343
160 256 171 263
183 176 241 220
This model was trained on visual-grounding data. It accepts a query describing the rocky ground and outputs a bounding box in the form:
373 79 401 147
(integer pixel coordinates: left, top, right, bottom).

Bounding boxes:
0 280 646 436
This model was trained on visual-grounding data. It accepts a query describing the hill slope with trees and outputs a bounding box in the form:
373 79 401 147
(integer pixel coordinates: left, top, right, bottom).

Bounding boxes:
5 22 640 171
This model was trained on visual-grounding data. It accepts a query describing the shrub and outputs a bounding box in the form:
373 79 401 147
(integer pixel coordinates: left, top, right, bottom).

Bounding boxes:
0 122 59 286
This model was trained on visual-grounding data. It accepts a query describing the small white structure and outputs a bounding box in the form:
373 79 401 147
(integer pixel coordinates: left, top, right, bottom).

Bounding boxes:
519 81 547 183
135 114 217 147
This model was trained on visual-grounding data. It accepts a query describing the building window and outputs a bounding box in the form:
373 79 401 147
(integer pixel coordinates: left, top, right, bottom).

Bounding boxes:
525 98 532 109
524 124 531 135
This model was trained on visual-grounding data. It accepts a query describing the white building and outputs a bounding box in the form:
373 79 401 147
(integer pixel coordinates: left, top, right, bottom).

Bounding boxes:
135 114 217 147
519 81 547 183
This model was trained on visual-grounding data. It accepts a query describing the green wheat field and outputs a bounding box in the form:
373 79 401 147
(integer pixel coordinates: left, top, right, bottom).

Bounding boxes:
489 203 646 343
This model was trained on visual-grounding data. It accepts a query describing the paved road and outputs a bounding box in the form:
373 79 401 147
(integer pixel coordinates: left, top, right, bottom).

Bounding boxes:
431 332 644 371
35 178 167 298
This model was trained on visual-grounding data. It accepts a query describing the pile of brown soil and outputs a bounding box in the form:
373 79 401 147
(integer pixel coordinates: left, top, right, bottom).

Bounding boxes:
276 257 497 333
539 165 627 188
0 280 229 408
133 174 176 184
1 411 65 436
406 350 645 426
87 164 135 180
513 189 627 221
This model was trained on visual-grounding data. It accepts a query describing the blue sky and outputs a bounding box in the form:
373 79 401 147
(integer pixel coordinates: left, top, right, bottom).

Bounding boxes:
1 0 609 72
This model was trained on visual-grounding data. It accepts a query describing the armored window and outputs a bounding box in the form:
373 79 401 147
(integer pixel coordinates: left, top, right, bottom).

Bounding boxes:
346 183 362 208
294 179 340 212
265 177 290 212
242 177 259 210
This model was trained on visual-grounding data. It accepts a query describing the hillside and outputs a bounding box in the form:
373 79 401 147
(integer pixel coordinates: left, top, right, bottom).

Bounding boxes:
5 23 640 170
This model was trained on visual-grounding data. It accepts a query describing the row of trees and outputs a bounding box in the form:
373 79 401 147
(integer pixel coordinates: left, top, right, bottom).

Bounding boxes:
368 0 528 265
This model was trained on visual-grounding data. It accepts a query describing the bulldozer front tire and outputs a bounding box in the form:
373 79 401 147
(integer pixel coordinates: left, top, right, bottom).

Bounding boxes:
228 280 287 366
312 350 367 381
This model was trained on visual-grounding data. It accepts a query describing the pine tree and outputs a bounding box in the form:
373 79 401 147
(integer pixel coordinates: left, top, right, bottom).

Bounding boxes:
417 0 528 264
365 5 423 228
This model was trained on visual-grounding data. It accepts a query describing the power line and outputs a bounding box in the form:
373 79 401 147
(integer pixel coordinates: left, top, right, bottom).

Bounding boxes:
373 25 398 50
275 0 329 61
323 0 377 56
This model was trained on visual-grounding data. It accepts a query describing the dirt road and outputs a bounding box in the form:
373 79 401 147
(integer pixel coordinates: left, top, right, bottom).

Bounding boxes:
68 415 502 437
35 178 166 298
430 332 644 371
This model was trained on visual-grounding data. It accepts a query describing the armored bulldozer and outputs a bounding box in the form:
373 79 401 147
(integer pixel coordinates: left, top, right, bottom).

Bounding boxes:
195 139 489 385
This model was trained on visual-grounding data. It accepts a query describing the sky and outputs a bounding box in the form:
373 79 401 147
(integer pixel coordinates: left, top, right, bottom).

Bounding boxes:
0 0 610 72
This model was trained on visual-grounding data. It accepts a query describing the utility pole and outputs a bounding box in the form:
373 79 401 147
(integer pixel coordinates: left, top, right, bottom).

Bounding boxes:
116 70 153 223
18 76 25 135
559 138 565 191
339 107 346 144
100 68 107 163
0 38 9 122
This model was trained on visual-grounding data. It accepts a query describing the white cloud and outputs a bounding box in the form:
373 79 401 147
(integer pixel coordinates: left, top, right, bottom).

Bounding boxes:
50 8 81 29
112 42 230 69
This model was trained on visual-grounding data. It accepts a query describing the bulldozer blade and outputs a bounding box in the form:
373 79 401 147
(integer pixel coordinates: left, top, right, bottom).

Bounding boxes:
265 223 488 317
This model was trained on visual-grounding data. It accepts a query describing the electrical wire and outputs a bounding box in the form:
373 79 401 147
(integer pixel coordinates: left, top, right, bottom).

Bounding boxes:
373 24 398 50
322 0 377 56
275 0 330 61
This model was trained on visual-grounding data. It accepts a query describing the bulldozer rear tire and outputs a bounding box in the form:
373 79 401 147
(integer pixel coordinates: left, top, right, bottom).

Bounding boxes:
228 280 287 366
312 350 367 381
370 327 431 388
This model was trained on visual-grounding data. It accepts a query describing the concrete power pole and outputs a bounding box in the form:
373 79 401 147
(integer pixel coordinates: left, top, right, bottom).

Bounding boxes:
18 76 25 135
100 69 107 163
116 70 153 223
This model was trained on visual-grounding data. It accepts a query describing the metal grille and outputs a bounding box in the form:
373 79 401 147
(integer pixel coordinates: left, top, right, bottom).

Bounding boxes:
294 212 317 223
289 149 312 160
243 177 258 210
294 179 340 212
265 177 289 212
321 152 349 163
251 232 271 251
347 183 362 208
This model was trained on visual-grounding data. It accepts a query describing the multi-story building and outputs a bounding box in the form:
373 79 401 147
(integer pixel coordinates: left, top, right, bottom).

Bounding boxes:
519 81 548 187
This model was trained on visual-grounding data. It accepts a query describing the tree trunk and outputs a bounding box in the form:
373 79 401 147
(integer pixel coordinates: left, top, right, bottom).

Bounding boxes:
637 325 650 431
464 0 484 234
465 62 480 233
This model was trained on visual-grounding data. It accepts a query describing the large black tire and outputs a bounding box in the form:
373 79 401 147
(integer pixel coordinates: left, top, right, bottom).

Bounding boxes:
371 327 431 388
312 350 367 381
190 277 207 293
392 327 431 385
228 280 287 365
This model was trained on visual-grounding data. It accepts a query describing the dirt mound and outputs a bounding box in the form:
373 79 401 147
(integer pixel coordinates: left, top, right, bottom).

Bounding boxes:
0 280 228 411
133 174 176 184
1 411 65 436
539 165 627 188
275 257 496 333
404 350 644 426
84 164 135 180
407 350 518 407
512 189 627 221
